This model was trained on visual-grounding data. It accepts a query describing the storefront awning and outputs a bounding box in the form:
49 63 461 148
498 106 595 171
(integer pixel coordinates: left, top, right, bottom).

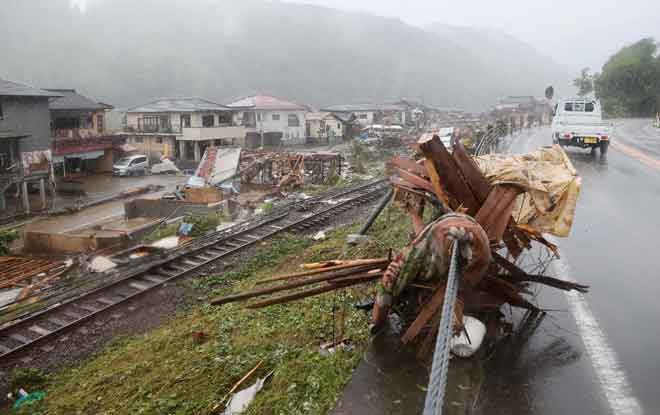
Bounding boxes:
52 150 105 163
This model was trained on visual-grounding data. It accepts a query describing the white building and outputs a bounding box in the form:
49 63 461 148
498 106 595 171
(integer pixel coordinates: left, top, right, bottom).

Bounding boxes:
226 95 308 147
305 112 346 144
124 97 247 162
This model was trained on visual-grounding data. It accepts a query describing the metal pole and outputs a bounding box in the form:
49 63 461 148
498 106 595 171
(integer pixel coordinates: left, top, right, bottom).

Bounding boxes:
423 241 461 415
358 187 393 235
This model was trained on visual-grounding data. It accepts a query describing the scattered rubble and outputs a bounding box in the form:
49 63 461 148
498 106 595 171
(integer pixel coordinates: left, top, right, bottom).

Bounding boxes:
210 134 588 365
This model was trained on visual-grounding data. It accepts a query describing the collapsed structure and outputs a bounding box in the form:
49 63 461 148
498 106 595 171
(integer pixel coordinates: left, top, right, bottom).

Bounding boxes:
211 134 587 358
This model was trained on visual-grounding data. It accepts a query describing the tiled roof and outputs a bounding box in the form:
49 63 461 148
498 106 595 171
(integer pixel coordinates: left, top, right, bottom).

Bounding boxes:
46 89 110 111
226 95 307 111
126 97 230 113
0 78 61 97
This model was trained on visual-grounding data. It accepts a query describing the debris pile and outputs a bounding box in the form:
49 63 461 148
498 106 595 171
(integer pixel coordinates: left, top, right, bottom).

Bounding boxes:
239 151 342 191
0 256 70 303
211 134 588 358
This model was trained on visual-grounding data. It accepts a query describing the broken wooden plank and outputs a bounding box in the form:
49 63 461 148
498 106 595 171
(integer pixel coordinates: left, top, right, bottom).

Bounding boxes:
474 185 522 241
390 155 429 178
418 134 480 215
452 141 492 204
256 259 388 284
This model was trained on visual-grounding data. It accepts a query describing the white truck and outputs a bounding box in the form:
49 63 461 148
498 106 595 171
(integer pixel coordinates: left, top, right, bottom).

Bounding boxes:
551 98 612 155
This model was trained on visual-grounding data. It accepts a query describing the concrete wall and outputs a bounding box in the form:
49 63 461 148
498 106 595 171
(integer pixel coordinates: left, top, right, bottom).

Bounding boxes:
125 135 176 162
255 110 307 144
24 230 124 254
0 96 52 152
97 148 115 172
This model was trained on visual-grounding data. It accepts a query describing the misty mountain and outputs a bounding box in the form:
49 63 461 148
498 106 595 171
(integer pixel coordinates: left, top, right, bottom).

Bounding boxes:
427 23 569 98
0 0 569 110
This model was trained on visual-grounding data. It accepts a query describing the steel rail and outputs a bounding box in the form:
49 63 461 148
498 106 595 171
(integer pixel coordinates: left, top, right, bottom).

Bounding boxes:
0 180 387 361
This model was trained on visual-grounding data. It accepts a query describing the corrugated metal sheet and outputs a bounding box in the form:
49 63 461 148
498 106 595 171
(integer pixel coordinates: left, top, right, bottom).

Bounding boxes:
187 146 242 187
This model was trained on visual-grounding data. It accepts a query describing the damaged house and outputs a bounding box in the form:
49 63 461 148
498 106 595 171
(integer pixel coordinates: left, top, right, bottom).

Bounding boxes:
304 112 347 145
321 103 408 128
0 78 59 213
124 98 247 162
47 89 119 176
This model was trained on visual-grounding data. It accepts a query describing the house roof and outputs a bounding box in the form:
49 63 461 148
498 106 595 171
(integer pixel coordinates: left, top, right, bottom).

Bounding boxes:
46 89 111 111
126 97 231 113
305 111 343 122
226 95 307 111
0 130 29 140
0 79 61 98
321 103 406 113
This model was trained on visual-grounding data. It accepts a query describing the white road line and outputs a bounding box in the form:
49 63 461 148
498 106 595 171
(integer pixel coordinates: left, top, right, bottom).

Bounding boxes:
551 251 644 415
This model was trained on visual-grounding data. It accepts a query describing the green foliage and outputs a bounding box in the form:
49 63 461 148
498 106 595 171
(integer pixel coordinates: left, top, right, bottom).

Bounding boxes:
596 38 660 116
9 367 47 393
19 227 384 415
182 214 221 237
573 67 595 97
0 230 18 255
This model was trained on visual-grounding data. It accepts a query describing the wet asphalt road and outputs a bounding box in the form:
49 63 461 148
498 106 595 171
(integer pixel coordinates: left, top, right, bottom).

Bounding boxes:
490 119 660 414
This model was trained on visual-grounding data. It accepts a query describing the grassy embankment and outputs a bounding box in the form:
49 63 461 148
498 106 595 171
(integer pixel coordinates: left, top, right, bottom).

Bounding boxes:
13 206 412 415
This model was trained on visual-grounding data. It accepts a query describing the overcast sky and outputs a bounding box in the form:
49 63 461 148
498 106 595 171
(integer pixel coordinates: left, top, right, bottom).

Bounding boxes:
72 0 660 71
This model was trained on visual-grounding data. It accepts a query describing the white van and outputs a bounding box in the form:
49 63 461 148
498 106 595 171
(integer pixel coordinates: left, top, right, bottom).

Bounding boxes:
112 154 149 176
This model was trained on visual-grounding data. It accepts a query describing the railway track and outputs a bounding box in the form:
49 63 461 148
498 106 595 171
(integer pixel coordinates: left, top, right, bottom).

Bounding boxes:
0 179 388 361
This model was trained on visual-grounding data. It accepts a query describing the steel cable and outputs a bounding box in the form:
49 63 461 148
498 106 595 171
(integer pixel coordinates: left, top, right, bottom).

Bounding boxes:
423 241 461 415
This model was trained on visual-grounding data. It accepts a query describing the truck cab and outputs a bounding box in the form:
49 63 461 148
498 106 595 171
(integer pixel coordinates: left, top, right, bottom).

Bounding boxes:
551 98 612 155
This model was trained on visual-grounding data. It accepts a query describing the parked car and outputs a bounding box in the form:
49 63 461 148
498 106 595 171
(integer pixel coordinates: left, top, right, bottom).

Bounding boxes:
551 98 612 155
112 154 149 176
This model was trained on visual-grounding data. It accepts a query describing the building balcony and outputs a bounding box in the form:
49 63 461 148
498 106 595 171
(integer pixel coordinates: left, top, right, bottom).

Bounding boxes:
125 125 180 134
180 126 249 141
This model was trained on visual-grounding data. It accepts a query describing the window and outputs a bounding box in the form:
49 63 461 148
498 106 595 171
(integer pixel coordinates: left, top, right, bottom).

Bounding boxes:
287 114 300 127
218 112 231 124
81 115 93 129
134 136 144 143
142 115 160 132
257 113 262 121
96 114 104 133
156 137 163 144
202 114 214 127
337 123 341 129
181 114 191 128
272 113 280 121
132 156 146 165
585 102 595 112
0 101 3 120
358 113 368 120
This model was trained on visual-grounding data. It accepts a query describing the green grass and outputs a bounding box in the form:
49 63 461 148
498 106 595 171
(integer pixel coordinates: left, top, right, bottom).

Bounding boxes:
15 207 413 415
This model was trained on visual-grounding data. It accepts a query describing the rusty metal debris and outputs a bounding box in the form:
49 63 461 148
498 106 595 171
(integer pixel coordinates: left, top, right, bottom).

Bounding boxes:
0 256 68 290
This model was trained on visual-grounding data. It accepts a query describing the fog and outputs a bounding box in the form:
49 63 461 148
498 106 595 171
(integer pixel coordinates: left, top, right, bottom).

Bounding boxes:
289 0 660 71
3 0 658 109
